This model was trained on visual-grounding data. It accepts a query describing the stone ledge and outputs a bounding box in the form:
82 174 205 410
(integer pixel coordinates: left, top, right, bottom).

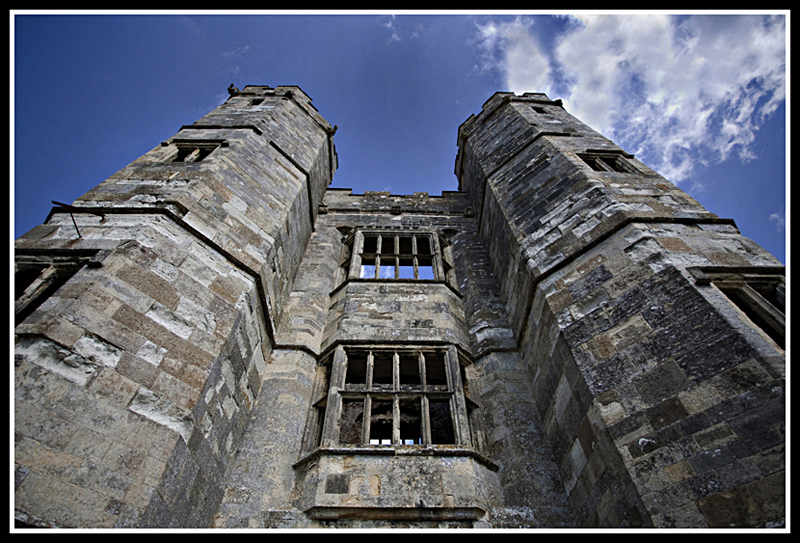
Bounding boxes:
305 505 486 521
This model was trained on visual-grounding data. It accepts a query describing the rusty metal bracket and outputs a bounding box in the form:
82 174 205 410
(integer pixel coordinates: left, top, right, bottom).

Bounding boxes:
51 201 106 238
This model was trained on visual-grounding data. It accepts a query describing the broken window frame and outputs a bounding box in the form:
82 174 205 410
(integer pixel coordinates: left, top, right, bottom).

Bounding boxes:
689 266 785 349
577 151 637 174
339 229 457 290
315 345 474 449
162 138 228 163
14 251 98 326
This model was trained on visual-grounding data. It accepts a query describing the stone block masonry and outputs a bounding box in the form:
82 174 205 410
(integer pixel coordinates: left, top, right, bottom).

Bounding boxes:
456 91 785 528
15 87 784 529
15 86 336 528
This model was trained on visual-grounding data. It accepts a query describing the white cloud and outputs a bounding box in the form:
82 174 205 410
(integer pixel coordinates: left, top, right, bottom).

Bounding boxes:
473 14 786 184
474 18 553 95
383 17 401 43
769 209 785 232
380 16 423 44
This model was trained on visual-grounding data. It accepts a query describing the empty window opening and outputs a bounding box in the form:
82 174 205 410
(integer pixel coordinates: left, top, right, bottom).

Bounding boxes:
339 399 364 445
399 353 421 388
720 280 785 349
379 257 396 279
15 265 47 299
417 256 435 280
174 146 214 163
430 400 455 444
417 237 431 255
578 153 634 173
319 346 471 448
369 400 393 445
690 268 785 351
15 255 90 326
399 399 423 445
169 140 224 163
371 352 394 386
350 231 444 282
363 234 379 254
398 257 415 279
345 351 368 386
425 352 448 390
359 256 376 279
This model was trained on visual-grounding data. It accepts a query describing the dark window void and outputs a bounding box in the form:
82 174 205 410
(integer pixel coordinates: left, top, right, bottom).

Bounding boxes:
720 281 785 349
371 352 394 386
425 352 448 390
399 398 423 445
578 153 634 173
430 400 455 444
399 353 421 387
339 399 364 445
690 268 785 350
173 146 216 163
345 351 368 386
369 400 393 445
167 140 225 163
15 257 88 326
329 347 463 447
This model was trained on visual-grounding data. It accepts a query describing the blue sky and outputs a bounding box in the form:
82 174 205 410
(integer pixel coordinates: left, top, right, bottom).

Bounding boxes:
12 11 787 264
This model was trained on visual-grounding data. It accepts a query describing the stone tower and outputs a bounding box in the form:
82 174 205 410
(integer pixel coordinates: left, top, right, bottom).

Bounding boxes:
14 87 785 529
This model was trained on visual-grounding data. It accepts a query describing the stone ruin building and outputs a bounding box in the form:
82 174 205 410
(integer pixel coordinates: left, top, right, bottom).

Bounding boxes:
14 85 786 529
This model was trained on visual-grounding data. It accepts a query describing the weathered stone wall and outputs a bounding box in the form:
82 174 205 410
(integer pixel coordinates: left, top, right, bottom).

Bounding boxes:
523 222 785 527
15 218 271 527
456 91 785 528
15 87 784 529
14 85 335 528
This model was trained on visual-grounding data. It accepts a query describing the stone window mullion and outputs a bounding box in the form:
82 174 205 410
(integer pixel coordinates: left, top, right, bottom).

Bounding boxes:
363 394 373 444
349 230 364 280
432 236 445 282
374 235 382 279
447 345 472 447
324 345 473 449
320 345 348 447
421 395 432 445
